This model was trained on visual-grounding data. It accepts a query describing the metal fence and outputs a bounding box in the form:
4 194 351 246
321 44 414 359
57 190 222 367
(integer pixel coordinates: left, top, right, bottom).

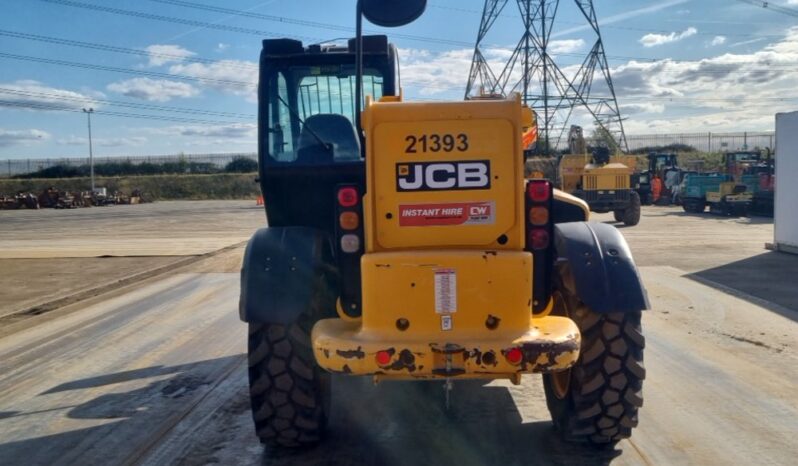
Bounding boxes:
0 131 778 177
0 152 257 178
622 131 775 153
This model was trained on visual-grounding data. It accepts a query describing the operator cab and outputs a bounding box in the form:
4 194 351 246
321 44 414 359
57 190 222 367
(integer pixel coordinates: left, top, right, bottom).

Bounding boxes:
257 36 397 229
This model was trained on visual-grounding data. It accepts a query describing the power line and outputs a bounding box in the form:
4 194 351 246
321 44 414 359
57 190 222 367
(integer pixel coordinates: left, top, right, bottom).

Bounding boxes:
142 0 473 47
734 0 798 18
0 51 256 88
0 23 656 68
4 27 783 74
431 1 787 40
0 88 254 119
33 0 676 60
0 28 688 73
0 29 258 71
2 45 794 101
0 100 252 125
39 0 321 42
35 0 733 64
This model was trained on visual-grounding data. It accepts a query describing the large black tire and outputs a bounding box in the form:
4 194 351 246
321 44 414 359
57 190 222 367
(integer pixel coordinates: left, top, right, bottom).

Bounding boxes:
682 199 705 213
613 210 624 222
248 312 331 448
637 189 652 206
622 191 641 226
543 285 645 446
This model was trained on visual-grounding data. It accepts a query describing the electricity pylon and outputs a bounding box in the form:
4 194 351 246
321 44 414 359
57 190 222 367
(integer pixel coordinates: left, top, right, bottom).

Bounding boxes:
465 0 628 154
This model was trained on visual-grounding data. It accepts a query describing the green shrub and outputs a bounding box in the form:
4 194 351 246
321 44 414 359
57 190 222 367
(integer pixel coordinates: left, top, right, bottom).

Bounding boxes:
0 173 260 200
224 157 259 173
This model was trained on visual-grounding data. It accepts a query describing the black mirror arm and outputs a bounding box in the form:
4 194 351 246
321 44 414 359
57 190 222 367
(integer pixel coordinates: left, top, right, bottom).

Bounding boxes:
355 1 365 152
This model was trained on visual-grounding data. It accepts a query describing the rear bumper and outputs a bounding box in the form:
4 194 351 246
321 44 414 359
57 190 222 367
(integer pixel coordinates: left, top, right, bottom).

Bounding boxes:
574 189 631 212
311 315 580 379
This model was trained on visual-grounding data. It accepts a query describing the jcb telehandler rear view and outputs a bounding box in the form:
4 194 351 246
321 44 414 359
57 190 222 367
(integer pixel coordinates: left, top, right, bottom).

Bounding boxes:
239 0 647 450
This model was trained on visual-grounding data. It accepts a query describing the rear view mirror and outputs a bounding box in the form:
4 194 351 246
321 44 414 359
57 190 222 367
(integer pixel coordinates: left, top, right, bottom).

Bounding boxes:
361 0 427 27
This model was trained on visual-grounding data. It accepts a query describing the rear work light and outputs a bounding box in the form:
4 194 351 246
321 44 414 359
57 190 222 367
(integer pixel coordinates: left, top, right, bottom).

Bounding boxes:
339 211 359 230
337 186 359 207
527 180 551 203
529 228 550 250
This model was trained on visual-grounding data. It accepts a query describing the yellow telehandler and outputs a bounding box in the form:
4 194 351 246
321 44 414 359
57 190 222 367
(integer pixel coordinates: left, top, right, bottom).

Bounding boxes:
239 0 647 450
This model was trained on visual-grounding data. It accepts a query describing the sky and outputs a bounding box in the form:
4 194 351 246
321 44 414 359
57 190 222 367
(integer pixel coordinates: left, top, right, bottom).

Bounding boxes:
1 0 798 158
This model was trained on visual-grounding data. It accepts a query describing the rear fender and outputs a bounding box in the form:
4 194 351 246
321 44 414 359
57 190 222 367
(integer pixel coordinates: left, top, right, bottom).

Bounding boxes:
239 227 337 324
553 222 649 313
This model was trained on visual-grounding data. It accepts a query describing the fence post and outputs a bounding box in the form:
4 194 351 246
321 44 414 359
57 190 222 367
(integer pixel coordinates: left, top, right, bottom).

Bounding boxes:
707 132 711 152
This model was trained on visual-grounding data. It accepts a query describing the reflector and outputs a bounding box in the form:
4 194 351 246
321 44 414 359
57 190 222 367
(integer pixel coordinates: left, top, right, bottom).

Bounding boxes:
529 228 550 250
338 187 359 207
339 211 360 230
376 350 392 366
505 347 523 365
529 207 549 226
527 180 551 202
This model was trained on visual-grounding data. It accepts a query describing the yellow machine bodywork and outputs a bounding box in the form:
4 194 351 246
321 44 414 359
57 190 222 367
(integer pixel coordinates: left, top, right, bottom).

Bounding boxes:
706 181 752 203
559 154 637 194
311 95 580 380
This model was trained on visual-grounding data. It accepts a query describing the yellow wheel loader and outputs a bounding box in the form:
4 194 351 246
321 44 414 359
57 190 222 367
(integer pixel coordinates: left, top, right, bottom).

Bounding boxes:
239 0 647 450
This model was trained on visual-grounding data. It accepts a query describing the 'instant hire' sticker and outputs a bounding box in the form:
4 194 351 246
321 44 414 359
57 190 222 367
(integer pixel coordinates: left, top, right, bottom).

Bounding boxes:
399 201 495 227
434 268 457 314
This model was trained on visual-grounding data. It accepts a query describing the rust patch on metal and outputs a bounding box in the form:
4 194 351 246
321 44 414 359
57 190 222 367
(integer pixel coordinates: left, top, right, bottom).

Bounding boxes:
387 349 417 372
519 338 580 372
430 343 465 354
336 346 365 359
465 348 497 367
432 367 466 376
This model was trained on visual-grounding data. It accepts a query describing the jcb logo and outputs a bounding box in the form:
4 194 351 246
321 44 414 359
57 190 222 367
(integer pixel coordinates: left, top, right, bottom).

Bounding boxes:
396 160 491 191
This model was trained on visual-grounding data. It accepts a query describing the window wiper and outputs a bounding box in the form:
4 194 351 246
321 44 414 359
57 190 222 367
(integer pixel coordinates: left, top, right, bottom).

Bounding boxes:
275 94 332 152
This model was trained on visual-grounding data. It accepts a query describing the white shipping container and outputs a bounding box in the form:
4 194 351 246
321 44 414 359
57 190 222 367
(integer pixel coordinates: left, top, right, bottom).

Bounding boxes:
774 112 798 254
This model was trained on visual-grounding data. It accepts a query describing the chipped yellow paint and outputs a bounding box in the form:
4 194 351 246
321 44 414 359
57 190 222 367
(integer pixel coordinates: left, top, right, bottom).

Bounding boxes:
312 310 580 378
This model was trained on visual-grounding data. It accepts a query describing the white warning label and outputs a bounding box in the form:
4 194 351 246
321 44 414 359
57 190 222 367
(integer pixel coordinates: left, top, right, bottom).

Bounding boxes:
441 315 453 331
434 268 457 314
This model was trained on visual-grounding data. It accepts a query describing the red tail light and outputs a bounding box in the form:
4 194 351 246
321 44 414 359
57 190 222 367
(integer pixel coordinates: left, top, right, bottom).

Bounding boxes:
529 228 550 250
527 180 551 202
337 187 358 207
505 347 523 365
376 350 392 366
